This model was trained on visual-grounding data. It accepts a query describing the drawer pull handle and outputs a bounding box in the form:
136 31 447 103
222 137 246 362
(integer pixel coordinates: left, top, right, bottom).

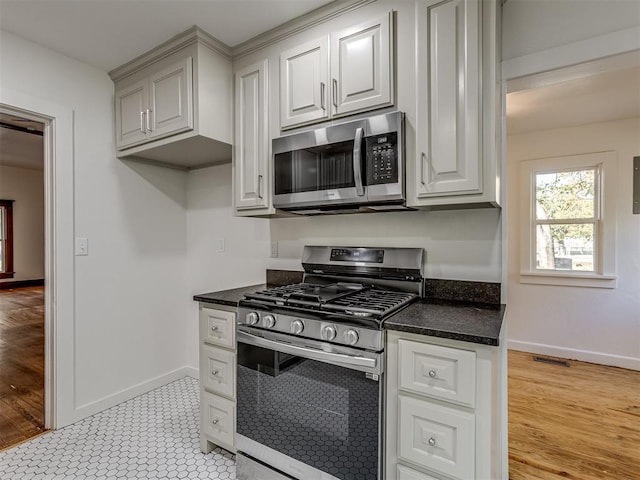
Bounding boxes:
211 370 219 377
428 369 437 378
428 436 437 447
211 418 219 425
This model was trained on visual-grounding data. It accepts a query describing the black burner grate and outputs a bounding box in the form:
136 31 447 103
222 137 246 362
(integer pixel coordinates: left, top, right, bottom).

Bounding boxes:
324 289 416 317
245 283 416 319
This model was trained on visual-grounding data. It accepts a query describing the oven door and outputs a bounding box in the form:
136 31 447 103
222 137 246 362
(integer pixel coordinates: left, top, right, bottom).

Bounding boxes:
236 326 383 480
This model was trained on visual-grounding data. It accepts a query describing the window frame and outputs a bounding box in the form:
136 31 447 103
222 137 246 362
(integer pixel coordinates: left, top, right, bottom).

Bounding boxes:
519 152 617 288
0 199 15 279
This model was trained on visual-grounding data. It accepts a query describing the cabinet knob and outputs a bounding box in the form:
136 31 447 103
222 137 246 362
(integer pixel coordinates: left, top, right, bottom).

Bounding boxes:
210 325 219 332
428 436 436 447
212 418 219 425
428 369 437 378
211 370 219 377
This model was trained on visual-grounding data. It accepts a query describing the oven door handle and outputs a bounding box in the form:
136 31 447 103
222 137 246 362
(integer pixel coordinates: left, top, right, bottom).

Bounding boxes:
237 329 378 370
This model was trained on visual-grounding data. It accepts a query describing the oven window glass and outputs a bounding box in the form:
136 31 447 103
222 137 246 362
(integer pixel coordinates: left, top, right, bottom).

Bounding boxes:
237 344 380 480
274 140 357 194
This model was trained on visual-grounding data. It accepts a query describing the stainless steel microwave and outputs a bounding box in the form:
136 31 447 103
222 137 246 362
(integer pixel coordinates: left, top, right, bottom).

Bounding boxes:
272 111 408 214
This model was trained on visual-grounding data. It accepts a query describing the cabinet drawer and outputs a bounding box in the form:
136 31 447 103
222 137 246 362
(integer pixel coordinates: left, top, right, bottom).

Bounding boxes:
397 464 441 480
201 390 235 451
398 395 475 480
200 307 235 349
200 344 235 399
398 339 476 407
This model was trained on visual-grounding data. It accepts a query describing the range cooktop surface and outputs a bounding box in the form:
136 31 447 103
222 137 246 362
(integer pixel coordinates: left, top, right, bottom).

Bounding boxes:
241 282 417 322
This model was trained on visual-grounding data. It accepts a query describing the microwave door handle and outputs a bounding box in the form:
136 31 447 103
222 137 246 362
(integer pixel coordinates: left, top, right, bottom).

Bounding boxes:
237 329 377 370
353 127 365 196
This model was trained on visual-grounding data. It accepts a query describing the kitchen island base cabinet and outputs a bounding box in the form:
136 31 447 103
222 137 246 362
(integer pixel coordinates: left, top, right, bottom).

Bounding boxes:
386 330 507 480
198 305 237 454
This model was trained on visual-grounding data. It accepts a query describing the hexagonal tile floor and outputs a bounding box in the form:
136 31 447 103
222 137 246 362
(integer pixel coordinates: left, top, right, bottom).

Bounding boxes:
0 376 236 479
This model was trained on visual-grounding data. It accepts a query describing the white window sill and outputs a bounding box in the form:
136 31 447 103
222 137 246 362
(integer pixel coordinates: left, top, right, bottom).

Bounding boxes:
520 271 617 289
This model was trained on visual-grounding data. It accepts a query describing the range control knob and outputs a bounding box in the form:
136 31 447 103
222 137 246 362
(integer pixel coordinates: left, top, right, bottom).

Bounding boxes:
246 312 259 325
263 314 276 329
321 325 337 341
344 329 359 346
290 320 304 335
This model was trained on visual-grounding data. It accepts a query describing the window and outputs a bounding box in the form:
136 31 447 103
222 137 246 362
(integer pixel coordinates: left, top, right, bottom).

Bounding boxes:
520 152 617 288
0 199 14 279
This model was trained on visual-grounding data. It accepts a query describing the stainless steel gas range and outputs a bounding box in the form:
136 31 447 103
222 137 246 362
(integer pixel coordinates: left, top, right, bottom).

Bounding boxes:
235 246 424 480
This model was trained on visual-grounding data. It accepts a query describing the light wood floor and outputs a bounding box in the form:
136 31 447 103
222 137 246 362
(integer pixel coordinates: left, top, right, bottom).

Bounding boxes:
508 350 640 480
0 290 638 480
0 286 45 450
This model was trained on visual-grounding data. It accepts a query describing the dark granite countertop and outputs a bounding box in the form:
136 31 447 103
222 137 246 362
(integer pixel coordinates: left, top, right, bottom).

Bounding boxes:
385 300 506 346
193 269 305 307
193 272 505 346
193 284 266 307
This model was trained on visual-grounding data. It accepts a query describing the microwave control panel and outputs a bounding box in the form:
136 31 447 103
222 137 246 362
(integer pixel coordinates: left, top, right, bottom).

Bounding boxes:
365 132 398 185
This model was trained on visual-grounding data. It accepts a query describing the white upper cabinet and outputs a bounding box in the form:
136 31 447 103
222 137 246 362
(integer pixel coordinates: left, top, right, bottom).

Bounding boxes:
416 0 481 197
148 57 193 140
331 12 393 117
278 12 394 130
279 38 329 128
110 27 233 170
234 59 272 213
116 57 193 150
115 78 148 149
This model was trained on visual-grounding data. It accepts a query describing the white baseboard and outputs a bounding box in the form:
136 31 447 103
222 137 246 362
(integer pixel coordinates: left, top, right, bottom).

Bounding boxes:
184 366 199 379
73 366 197 422
508 340 640 371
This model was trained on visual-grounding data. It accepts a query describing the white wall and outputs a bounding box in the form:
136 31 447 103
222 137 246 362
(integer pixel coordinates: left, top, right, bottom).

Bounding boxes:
502 0 640 60
186 163 270 368
0 30 190 421
506 117 640 369
0 165 44 282
267 209 502 282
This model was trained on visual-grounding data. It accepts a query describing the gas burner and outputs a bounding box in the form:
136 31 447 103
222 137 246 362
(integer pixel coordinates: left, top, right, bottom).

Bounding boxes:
239 246 424 350
243 283 416 320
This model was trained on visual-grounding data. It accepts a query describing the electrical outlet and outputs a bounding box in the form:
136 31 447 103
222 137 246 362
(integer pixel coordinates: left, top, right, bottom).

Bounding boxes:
270 241 278 258
217 238 226 253
75 237 88 256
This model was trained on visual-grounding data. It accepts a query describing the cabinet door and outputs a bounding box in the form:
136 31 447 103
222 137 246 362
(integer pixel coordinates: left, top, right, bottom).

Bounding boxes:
234 60 270 210
115 78 148 149
331 12 393 117
398 395 475 480
200 344 236 399
397 464 441 480
398 339 476 407
201 390 235 452
415 0 481 196
280 37 329 129
148 57 194 140
200 307 235 350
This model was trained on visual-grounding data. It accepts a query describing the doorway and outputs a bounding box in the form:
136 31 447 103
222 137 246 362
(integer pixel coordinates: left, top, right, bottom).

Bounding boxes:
0 113 46 449
504 53 640 478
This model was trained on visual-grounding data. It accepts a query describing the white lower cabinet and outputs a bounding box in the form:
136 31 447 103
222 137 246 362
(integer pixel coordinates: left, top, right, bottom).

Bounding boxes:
397 464 442 480
198 305 236 454
201 391 235 451
386 330 508 480
398 396 475 480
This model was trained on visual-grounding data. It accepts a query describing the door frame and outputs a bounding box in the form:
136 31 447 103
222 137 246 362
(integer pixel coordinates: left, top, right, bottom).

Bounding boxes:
0 90 76 429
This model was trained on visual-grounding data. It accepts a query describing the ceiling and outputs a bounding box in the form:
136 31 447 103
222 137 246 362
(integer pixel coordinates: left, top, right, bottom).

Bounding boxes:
0 0 334 72
0 115 44 171
506 54 640 135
